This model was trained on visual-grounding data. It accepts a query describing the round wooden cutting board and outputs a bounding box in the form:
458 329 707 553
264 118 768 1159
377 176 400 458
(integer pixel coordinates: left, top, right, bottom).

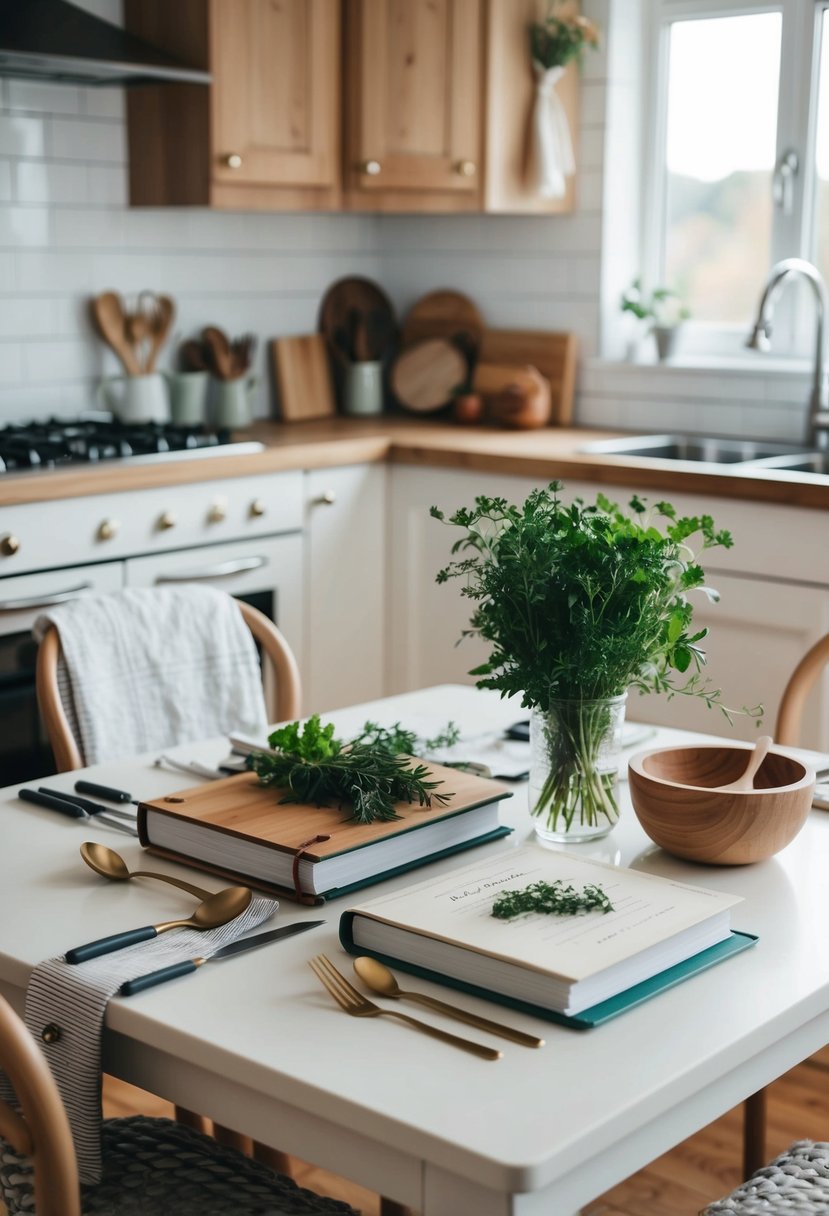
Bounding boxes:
390 338 468 413
401 290 484 349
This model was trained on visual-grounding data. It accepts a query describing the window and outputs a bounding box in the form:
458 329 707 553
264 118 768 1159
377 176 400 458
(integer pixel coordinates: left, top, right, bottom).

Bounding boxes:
646 0 828 356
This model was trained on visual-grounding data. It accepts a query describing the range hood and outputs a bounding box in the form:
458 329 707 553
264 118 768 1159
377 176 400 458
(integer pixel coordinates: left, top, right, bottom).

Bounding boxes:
0 0 210 87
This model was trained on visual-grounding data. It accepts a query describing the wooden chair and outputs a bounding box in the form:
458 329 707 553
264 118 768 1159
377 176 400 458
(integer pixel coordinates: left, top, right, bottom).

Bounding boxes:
739 634 829 1179
0 993 358 1216
36 597 301 773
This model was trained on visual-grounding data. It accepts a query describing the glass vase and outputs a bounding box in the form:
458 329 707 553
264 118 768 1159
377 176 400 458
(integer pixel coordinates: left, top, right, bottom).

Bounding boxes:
529 694 627 843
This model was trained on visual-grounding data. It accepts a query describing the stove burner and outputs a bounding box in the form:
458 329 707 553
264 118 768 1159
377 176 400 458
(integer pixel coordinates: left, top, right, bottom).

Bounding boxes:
0 417 244 474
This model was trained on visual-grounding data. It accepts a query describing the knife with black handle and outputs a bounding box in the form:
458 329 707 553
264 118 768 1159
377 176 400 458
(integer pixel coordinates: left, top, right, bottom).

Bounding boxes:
118 920 325 995
18 788 138 836
38 787 136 823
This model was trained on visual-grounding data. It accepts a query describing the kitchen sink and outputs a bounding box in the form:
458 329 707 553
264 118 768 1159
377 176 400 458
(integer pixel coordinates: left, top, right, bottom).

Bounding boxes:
579 434 812 464
742 451 829 474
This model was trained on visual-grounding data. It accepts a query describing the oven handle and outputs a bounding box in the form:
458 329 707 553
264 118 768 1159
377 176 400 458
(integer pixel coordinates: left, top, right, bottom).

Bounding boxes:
155 556 268 583
0 582 93 612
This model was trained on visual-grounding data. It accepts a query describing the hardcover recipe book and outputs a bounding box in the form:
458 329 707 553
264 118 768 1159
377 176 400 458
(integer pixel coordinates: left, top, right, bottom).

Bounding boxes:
137 767 512 902
339 846 756 1028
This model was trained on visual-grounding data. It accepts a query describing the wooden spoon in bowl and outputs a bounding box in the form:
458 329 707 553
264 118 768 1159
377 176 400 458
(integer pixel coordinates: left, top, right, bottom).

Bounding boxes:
716 736 773 792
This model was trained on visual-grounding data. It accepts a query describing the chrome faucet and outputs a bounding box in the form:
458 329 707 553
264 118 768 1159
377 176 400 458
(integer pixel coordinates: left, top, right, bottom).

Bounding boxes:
747 258 829 448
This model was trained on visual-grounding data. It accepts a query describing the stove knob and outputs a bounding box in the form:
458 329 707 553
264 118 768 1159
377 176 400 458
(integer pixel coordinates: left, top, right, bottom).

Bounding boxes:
0 533 20 557
157 511 177 531
97 518 120 542
207 499 227 524
249 499 266 518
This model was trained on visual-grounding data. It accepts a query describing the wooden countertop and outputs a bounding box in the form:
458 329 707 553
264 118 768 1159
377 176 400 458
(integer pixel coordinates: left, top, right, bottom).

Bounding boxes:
3 415 829 510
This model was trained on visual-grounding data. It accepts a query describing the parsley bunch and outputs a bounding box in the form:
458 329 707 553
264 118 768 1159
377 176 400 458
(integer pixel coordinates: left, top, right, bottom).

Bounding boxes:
491 879 613 919
432 483 745 713
250 715 452 825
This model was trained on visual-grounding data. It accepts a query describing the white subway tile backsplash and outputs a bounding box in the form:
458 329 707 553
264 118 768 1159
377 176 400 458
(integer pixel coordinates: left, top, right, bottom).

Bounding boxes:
22 339 101 383
51 117 126 163
15 161 88 205
0 162 11 203
82 89 125 121
0 344 23 385
86 164 127 206
0 116 46 159
0 299 58 338
7 81 82 116
581 82 607 128
51 207 126 247
17 250 94 293
0 207 51 247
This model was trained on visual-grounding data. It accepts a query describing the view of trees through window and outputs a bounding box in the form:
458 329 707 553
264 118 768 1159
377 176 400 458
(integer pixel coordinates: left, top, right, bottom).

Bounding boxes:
664 13 781 326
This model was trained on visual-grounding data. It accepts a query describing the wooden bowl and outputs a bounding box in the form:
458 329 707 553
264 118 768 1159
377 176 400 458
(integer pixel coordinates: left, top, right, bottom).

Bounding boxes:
628 745 815 865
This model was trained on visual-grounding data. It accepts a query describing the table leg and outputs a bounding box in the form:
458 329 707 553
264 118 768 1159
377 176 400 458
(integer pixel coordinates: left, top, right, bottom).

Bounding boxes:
743 1090 767 1178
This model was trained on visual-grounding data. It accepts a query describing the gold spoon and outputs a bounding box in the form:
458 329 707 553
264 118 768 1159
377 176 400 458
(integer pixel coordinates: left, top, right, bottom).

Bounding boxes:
80 842 214 902
353 956 545 1048
65 886 251 965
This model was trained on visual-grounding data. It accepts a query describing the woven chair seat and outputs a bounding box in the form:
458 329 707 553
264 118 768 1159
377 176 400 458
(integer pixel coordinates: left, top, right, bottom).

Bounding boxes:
703 1140 829 1213
0 1115 360 1215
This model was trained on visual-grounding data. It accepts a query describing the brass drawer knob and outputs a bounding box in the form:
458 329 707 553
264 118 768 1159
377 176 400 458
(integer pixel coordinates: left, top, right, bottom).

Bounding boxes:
360 159 382 176
157 511 176 531
249 499 266 518
97 519 120 542
224 153 243 169
454 159 476 177
0 533 20 557
207 499 227 524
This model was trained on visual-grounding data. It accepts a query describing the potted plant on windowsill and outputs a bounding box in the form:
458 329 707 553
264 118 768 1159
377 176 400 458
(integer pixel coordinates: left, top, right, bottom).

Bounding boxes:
621 278 691 362
432 485 759 843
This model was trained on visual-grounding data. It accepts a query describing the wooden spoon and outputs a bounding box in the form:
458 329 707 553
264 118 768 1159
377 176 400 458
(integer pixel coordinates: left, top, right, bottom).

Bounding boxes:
80 841 213 902
144 293 175 373
65 884 252 964
716 736 773 792
202 326 234 380
91 291 142 376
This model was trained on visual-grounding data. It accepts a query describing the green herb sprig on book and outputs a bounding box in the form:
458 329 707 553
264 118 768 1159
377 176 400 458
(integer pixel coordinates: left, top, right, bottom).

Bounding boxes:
492 880 613 919
250 715 454 825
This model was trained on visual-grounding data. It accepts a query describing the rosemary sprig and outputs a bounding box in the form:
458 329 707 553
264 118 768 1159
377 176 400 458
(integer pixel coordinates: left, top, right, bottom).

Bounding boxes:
250 715 453 825
491 879 613 919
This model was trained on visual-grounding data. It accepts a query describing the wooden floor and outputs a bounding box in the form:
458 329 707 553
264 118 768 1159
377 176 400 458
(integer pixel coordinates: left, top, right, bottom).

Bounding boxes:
98 1051 829 1216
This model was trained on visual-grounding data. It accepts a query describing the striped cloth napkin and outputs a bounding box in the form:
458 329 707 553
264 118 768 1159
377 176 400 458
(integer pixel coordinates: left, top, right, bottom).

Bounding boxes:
0 896 277 1183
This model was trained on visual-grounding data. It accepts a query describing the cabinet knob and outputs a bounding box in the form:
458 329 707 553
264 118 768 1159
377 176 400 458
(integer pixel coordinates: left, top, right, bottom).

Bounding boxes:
454 159 477 178
224 153 243 169
97 519 120 542
249 499 266 518
310 490 336 507
157 511 176 531
359 160 382 176
0 533 20 557
207 499 228 524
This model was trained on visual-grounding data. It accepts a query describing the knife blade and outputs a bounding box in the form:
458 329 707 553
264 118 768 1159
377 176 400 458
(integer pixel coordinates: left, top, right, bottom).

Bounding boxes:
19 788 138 836
118 920 326 996
38 787 137 823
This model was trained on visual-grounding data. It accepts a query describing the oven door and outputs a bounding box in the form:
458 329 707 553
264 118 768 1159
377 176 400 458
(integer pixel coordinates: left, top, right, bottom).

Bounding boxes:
124 533 304 720
0 562 124 784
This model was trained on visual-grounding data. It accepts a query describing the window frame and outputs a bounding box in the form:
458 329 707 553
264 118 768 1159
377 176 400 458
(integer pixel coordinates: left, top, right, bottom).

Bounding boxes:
642 0 827 357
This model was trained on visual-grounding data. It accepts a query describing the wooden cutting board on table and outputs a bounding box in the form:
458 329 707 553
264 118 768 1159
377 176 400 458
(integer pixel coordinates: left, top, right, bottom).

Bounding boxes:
390 338 468 413
271 334 336 422
401 289 484 351
477 329 578 425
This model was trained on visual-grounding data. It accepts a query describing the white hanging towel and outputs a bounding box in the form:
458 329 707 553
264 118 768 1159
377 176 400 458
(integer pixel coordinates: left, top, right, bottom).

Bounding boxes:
532 63 575 199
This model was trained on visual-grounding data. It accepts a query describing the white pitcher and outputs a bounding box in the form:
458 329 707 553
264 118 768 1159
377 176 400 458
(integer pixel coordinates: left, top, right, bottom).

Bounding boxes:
98 372 170 424
212 376 257 429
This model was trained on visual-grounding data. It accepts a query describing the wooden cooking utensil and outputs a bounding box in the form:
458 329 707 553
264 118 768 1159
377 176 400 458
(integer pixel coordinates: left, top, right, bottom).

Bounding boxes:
390 337 467 413
144 294 175 372
90 291 142 376
180 338 208 372
715 736 773 792
272 334 336 422
202 326 234 380
478 329 577 425
401 289 484 351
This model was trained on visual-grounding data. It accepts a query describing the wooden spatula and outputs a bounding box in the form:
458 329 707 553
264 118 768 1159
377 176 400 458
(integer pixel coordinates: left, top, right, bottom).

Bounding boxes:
90 291 142 376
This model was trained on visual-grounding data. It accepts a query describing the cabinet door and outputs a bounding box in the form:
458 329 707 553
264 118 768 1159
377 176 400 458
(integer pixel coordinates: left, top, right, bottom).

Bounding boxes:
211 0 339 189
304 465 387 713
629 572 829 749
349 0 482 200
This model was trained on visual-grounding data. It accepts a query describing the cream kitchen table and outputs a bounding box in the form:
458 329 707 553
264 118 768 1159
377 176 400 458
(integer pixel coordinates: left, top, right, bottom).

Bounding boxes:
1 685 828 1216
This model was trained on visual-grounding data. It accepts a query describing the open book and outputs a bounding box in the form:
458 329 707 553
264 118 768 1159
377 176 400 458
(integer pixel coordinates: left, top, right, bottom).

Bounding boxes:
340 846 754 1026
137 768 512 902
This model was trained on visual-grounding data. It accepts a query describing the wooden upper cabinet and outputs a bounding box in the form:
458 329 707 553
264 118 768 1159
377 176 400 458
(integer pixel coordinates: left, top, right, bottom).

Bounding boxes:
345 0 483 210
125 0 341 210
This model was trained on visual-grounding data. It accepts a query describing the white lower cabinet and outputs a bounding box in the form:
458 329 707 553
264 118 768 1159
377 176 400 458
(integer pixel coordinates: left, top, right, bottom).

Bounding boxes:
303 464 387 714
386 465 829 750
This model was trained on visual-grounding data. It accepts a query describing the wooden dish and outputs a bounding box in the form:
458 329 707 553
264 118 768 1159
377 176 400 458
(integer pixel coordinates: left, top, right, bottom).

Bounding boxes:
390 338 467 413
628 744 815 865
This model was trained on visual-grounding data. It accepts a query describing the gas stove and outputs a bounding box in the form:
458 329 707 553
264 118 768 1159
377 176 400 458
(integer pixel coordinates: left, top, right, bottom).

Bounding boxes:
0 415 264 473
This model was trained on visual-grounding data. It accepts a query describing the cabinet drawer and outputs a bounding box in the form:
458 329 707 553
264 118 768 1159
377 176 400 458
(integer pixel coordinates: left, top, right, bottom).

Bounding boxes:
0 562 124 636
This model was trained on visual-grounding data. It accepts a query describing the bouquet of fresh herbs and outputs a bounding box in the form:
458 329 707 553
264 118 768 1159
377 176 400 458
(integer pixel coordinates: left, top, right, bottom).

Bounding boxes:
530 4 600 70
432 484 758 835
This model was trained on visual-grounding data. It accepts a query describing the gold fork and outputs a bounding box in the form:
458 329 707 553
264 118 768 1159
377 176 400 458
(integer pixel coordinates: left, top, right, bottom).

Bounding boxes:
309 955 502 1061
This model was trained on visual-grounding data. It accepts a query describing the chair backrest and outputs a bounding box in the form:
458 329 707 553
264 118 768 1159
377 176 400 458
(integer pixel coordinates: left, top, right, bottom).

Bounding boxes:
776 633 829 746
36 597 302 773
0 995 80 1216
